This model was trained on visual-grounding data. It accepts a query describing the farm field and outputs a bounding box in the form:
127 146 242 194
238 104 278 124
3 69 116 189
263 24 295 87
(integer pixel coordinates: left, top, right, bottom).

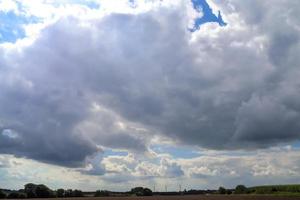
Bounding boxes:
10 196 300 200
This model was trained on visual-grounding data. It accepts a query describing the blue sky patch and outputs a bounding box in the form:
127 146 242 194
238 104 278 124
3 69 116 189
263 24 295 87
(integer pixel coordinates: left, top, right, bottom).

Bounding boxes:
0 11 39 43
82 1 100 9
0 1 99 44
292 141 300 149
103 149 129 157
0 11 25 43
190 0 227 31
48 0 100 9
68 0 100 9
151 144 201 159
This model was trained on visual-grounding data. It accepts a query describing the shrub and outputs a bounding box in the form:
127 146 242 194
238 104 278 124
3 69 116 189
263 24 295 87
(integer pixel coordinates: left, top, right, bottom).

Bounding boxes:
218 187 226 194
226 190 232 195
18 193 27 199
0 190 6 199
7 192 20 199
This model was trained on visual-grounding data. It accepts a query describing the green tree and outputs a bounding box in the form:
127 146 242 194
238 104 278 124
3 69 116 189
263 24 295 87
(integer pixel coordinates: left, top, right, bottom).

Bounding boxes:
235 185 247 194
94 190 110 197
7 192 20 199
24 183 54 198
130 187 152 196
72 189 83 197
56 189 65 197
64 189 73 197
143 188 153 196
218 187 226 194
35 184 53 198
226 189 232 195
24 183 37 198
131 187 144 196
18 193 27 199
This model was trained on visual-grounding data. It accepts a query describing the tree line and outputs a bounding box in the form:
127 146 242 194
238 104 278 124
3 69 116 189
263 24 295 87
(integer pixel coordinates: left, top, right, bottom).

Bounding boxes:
0 183 83 199
218 184 300 195
1 183 300 198
94 187 153 197
0 184 153 199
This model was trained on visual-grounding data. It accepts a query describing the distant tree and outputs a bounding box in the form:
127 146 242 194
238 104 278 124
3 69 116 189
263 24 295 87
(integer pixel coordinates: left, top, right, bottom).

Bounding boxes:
130 187 152 196
64 189 73 197
131 187 144 196
56 189 65 197
0 190 6 199
226 189 232 195
218 187 226 194
94 190 110 197
35 184 53 198
24 183 37 198
24 183 36 192
235 185 247 194
7 192 20 199
143 188 153 196
24 183 54 198
27 190 36 198
18 193 27 199
18 189 25 193
72 189 83 197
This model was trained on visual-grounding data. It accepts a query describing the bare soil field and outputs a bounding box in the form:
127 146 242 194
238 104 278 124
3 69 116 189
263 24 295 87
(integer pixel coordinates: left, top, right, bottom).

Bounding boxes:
18 196 300 200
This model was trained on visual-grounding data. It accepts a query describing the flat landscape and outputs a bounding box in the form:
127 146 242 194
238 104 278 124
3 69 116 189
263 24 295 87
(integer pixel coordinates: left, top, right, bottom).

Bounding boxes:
12 196 300 200
2 1 300 200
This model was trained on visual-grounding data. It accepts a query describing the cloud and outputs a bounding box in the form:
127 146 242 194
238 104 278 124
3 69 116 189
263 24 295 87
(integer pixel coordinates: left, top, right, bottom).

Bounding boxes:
234 94 300 148
0 0 300 172
1 145 300 190
80 153 106 176
177 147 300 187
1 6 185 167
190 0 227 31
158 158 184 178
75 103 149 153
0 157 10 168
98 153 184 182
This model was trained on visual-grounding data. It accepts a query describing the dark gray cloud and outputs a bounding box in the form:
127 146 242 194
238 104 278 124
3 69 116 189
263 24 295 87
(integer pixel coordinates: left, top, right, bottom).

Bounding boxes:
1 1 300 168
96 1 300 149
234 94 300 148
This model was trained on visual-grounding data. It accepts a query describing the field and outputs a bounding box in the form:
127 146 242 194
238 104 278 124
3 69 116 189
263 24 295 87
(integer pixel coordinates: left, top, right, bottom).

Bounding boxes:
13 196 300 200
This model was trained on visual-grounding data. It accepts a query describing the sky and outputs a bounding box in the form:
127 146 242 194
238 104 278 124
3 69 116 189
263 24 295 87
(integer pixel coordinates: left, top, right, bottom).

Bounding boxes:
1 0 300 192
